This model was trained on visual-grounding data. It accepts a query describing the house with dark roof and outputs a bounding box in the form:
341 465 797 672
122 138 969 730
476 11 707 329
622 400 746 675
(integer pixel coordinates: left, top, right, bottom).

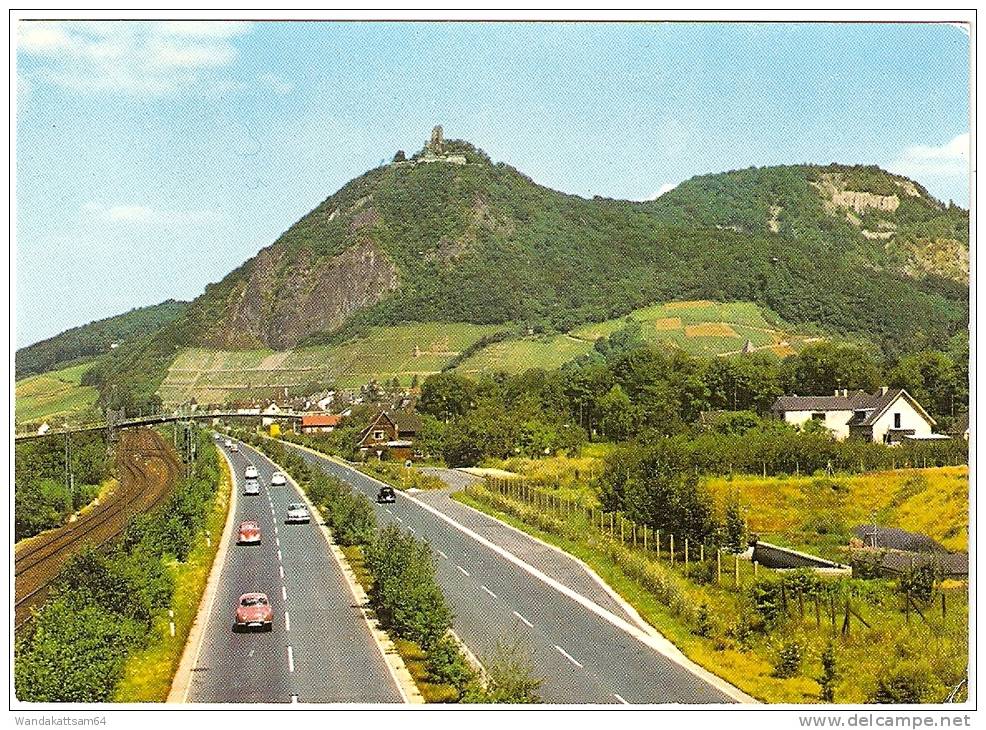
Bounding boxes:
357 410 422 461
771 387 938 444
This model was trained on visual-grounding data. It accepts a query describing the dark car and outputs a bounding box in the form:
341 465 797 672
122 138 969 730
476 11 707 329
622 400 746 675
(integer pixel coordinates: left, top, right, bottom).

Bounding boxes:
376 486 396 504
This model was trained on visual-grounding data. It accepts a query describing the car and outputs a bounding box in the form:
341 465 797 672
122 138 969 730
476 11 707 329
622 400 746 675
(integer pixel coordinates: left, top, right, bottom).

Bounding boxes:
285 502 311 524
376 486 397 504
230 443 239 452
237 520 261 545
244 464 259 480
270 472 287 487
243 479 260 496
214 433 222 441
233 593 273 632
224 439 232 448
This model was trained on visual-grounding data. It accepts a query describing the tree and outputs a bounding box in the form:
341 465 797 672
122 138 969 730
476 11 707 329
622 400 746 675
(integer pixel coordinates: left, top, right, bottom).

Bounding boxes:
598 385 635 440
723 493 747 553
782 342 882 395
392 150 406 163
418 372 476 422
819 642 838 702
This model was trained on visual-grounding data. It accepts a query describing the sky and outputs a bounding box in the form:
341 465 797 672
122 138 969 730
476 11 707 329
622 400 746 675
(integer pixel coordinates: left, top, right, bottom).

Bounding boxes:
15 20 971 348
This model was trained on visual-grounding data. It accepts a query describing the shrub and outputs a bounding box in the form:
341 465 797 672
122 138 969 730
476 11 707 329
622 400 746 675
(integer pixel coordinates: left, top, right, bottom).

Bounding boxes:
462 642 541 704
427 634 475 693
694 604 713 637
773 641 802 678
899 562 940 603
819 642 838 702
871 662 933 703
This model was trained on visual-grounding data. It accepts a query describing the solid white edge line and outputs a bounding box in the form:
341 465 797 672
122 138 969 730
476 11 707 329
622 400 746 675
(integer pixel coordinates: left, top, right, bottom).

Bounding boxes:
306 449 755 705
554 644 583 668
512 610 534 628
171 443 238 704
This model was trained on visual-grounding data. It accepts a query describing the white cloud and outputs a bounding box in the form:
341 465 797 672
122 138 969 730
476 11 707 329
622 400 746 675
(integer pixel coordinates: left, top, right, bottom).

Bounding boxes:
651 182 678 199
17 20 251 96
889 133 970 179
82 202 219 225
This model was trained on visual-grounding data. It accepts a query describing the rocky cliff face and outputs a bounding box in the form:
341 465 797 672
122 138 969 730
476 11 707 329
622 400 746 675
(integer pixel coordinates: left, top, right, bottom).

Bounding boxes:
207 238 397 350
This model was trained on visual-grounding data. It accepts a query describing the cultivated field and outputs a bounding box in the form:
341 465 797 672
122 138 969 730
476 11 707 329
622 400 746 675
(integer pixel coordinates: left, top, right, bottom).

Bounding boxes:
15 360 100 425
455 334 593 375
157 323 506 406
570 300 810 357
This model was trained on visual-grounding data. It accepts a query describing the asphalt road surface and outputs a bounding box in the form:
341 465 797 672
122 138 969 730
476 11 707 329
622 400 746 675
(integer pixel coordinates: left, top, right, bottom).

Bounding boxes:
285 442 738 705
185 439 403 704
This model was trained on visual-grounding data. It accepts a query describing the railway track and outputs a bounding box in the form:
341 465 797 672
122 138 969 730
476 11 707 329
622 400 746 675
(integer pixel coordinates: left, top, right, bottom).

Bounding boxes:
14 429 182 631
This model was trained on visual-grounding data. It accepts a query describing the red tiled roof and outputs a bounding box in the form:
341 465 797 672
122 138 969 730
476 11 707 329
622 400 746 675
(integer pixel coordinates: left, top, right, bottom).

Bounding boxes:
302 414 341 427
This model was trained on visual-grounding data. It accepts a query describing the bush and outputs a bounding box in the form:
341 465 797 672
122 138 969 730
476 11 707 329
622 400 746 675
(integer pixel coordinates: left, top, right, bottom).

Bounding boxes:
819 642 838 702
365 525 452 649
871 662 933 703
462 642 541 704
427 635 475 693
773 641 802 678
899 562 940 603
329 492 377 547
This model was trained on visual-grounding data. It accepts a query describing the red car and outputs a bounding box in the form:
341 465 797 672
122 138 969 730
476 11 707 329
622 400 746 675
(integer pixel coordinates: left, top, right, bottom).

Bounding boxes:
237 520 261 545
234 593 273 632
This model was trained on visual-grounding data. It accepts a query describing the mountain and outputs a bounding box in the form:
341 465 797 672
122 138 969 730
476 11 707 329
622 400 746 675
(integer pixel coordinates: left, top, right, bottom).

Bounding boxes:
15 299 189 379
84 128 969 409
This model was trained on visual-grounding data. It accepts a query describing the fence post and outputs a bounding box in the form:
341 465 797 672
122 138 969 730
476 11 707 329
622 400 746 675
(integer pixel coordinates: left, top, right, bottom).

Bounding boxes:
656 530 661 560
644 525 648 551
632 522 636 547
700 544 705 563
620 515 625 543
610 511 615 537
942 592 947 620
670 534 675 566
685 538 690 570
734 554 740 587
717 550 722 583
753 560 759 579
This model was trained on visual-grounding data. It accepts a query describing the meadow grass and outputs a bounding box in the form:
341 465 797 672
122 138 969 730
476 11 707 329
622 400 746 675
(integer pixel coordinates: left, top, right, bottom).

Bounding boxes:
15 360 100 424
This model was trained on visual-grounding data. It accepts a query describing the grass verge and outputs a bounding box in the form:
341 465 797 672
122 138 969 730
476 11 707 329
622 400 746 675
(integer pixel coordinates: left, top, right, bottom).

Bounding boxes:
113 451 232 702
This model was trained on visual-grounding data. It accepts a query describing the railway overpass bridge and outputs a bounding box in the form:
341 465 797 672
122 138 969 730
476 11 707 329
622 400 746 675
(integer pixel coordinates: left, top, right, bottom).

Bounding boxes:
14 408 310 442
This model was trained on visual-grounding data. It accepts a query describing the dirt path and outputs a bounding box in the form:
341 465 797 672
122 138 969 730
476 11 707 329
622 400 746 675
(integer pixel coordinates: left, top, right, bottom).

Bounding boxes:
14 428 182 630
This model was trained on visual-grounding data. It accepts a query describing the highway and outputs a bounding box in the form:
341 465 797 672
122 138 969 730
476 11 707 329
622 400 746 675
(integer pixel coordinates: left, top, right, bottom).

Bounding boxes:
184 439 404 704
284 442 742 705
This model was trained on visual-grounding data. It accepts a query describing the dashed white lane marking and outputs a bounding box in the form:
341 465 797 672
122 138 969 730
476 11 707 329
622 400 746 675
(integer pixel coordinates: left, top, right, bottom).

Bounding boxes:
613 693 629 705
554 645 583 668
277 549 283 562
281 585 287 601
249 648 255 658
455 565 470 577
385 508 393 515
287 645 295 673
395 515 404 523
276 537 281 548
512 610 534 628
437 549 448 560
284 611 291 632
481 585 497 599
290 694 298 704
279 565 285 580
408 527 416 534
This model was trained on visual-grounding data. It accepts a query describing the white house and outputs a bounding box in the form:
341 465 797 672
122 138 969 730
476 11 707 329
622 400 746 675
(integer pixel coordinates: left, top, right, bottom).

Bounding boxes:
771 387 937 444
261 402 282 427
36 422 50 436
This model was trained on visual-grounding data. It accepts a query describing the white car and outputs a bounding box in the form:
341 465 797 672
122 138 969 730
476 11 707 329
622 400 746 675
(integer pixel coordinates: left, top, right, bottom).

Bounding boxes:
271 472 287 487
214 433 222 441
285 502 311 524
224 439 232 448
244 479 260 496
230 443 239 453
245 465 259 480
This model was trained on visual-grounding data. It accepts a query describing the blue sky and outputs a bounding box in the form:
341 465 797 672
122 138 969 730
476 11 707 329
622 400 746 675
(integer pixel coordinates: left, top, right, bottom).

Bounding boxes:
16 20 970 347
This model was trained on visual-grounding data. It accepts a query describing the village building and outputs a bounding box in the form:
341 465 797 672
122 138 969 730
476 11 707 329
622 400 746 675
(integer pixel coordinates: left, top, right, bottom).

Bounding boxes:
300 413 342 434
357 410 421 462
261 402 282 427
771 387 938 444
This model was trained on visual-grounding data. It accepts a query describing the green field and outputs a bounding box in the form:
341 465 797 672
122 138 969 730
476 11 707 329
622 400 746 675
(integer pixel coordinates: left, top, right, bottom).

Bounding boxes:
15 361 100 425
157 322 506 405
571 300 812 357
153 301 815 405
456 334 594 375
